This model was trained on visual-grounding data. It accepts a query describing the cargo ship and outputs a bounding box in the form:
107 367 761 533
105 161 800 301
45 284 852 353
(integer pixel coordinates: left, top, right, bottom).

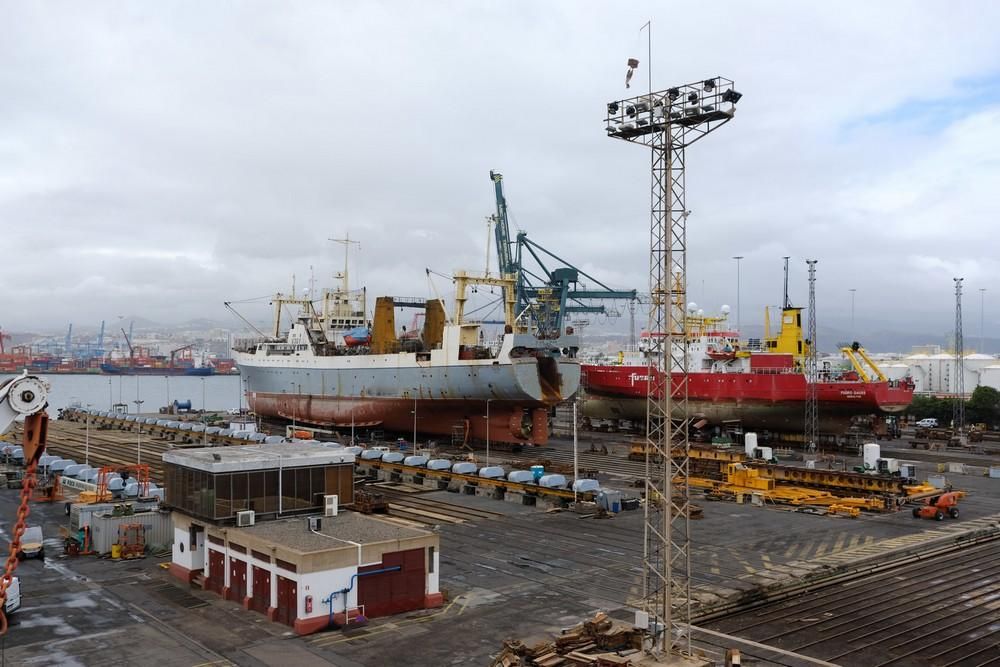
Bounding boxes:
232 269 581 446
582 304 914 434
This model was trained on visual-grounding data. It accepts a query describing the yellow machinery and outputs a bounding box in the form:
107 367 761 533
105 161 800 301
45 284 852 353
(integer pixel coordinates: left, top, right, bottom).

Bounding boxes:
840 342 887 383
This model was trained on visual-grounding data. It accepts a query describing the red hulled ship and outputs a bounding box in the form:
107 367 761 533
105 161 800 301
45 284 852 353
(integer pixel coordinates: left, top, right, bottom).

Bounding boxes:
581 305 914 434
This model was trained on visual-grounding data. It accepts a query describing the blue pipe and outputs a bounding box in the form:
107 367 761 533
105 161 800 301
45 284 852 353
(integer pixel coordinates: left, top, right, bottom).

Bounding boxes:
322 565 402 629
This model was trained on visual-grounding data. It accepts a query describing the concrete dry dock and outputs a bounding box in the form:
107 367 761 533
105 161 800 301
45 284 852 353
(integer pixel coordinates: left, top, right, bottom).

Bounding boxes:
4 423 1000 665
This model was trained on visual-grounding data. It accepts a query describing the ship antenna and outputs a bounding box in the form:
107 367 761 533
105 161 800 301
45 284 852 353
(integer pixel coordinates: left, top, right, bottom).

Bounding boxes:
782 256 791 309
329 233 361 293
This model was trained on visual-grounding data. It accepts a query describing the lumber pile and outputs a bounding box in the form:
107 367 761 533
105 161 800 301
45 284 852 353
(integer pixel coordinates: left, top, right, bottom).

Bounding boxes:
491 612 642 667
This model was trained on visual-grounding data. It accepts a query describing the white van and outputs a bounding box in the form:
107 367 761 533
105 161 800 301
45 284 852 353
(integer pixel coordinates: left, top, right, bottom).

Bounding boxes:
3 576 20 614
915 418 939 428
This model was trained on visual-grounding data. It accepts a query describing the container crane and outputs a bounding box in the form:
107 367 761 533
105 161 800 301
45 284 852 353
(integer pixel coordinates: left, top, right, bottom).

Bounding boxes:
64 323 73 357
120 327 135 370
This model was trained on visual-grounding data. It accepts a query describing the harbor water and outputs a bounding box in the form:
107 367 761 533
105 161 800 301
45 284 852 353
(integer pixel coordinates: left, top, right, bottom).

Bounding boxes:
1 373 244 416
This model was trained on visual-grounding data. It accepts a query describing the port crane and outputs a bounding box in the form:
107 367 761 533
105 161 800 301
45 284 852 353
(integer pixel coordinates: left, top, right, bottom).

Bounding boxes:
0 372 50 634
482 170 636 338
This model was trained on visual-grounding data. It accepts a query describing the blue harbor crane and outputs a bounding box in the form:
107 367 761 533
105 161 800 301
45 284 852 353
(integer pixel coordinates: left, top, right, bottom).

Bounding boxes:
487 171 636 339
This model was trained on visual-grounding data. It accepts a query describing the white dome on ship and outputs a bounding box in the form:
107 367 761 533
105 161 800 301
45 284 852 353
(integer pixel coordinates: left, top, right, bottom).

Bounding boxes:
720 305 731 315
687 302 698 313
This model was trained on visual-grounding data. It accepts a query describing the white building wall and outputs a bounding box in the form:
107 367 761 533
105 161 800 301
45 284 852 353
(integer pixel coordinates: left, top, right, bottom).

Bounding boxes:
297 565 361 623
427 547 440 596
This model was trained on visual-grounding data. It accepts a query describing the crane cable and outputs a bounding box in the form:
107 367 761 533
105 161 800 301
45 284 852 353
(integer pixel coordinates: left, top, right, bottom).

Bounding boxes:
0 456 39 635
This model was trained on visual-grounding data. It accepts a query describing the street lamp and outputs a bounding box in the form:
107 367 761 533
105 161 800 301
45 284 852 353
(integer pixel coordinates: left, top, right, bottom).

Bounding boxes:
484 398 494 467
412 392 418 453
980 288 987 354
732 256 744 333
165 374 171 413
108 378 113 411
133 397 144 464
201 377 207 445
849 289 857 340
84 403 92 466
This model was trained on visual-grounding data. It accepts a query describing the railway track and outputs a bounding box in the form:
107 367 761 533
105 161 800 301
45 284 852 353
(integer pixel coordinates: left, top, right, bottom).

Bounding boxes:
370 485 508 525
706 536 1000 666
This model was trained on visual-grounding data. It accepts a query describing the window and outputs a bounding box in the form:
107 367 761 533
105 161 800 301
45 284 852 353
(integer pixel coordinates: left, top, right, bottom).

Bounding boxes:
428 546 435 574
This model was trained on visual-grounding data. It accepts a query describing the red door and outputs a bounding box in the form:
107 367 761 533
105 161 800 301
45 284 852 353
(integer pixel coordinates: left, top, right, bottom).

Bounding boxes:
228 558 247 603
358 548 425 618
251 566 271 614
275 575 297 626
207 550 225 595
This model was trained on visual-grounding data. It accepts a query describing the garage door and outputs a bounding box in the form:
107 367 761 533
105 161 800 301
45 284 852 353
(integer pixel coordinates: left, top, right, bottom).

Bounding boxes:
206 549 225 595
228 557 247 603
358 548 425 618
275 575 297 627
251 566 271 614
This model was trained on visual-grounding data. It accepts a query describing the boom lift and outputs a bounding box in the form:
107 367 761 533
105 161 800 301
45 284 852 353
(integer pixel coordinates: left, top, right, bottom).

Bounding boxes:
0 372 50 634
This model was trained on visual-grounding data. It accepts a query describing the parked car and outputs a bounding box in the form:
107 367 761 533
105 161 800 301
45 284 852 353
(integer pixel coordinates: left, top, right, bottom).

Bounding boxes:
915 418 939 428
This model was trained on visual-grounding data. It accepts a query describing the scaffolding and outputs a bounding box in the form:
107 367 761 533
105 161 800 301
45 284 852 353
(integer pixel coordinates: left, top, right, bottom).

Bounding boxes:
605 76 740 656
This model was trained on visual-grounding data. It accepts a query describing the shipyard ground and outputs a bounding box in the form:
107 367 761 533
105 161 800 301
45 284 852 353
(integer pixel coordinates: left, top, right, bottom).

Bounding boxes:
3 435 999 666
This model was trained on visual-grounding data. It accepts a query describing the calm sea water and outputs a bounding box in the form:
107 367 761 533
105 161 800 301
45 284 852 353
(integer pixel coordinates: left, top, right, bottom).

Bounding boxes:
1 373 244 416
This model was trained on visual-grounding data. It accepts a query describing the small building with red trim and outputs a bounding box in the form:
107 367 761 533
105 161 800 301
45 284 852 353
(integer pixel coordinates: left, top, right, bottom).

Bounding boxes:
163 443 442 635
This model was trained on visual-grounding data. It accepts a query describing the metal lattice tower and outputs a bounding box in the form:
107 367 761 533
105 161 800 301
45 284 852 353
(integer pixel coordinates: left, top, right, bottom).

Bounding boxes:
805 260 818 452
954 278 965 434
605 77 741 655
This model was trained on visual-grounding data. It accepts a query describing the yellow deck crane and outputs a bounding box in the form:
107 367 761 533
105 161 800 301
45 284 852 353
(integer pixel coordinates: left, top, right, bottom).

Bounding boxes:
0 372 50 634
840 341 887 383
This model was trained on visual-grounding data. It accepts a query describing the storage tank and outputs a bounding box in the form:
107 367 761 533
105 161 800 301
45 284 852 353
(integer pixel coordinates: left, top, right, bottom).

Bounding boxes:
538 474 567 488
106 477 124 493
344 445 364 456
478 466 505 479
452 462 477 475
62 464 87 478
123 482 139 497
404 455 428 467
507 470 534 483
862 443 880 470
264 435 285 444
427 459 452 471
361 449 386 460
382 452 405 464
572 479 600 493
744 432 758 458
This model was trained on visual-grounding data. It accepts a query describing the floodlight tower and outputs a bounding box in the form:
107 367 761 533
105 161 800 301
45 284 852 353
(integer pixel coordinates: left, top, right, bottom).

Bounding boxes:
605 76 741 655
805 260 818 452
954 278 965 435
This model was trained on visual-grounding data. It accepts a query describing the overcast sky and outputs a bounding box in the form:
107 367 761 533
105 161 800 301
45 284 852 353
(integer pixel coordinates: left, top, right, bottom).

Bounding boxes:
2 2 998 345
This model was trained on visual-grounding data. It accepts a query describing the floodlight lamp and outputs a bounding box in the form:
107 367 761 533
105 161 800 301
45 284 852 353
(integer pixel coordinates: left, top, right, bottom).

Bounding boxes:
703 79 715 91
607 101 619 115
687 92 699 104
722 89 743 104
626 105 636 117
667 87 680 101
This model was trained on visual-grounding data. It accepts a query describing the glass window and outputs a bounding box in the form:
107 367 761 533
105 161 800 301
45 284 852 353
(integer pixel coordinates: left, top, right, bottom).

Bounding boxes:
263 471 278 513
295 468 311 508
311 467 324 505
248 471 264 513
232 472 250 513
281 469 295 510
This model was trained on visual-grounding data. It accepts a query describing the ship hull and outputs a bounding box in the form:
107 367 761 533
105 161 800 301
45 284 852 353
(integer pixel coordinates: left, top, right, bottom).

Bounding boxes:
582 364 913 433
238 355 581 445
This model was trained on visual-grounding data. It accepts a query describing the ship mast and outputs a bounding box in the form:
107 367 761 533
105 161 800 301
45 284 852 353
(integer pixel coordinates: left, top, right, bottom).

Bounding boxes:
329 233 360 294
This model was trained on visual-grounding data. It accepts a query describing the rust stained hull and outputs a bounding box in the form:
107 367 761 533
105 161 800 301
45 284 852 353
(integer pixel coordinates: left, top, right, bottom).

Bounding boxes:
249 393 550 445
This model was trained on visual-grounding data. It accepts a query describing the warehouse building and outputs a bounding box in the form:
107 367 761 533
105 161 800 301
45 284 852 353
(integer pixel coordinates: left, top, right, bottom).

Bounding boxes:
164 443 442 635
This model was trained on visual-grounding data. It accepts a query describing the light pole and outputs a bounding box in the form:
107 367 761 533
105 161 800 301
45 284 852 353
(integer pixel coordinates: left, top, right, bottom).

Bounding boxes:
85 403 92 466
980 288 987 353
108 378 113 411
732 256 744 333
133 396 144 464
412 393 418 453
484 398 493 467
849 288 857 341
165 374 171 413
201 377 207 445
